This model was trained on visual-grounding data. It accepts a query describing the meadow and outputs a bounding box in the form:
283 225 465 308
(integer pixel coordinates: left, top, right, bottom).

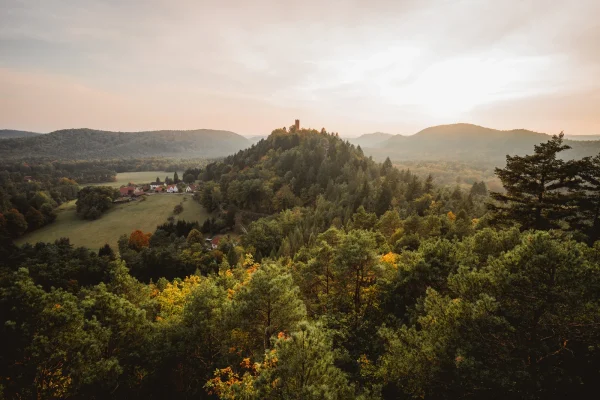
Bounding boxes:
16 193 210 250
88 171 183 188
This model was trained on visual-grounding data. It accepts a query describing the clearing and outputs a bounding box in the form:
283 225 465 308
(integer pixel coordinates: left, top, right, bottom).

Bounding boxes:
88 171 183 188
16 194 210 250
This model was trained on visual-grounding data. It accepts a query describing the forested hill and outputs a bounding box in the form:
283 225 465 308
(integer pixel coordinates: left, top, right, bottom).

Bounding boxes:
0 128 249 160
362 123 600 163
0 129 42 139
199 126 434 236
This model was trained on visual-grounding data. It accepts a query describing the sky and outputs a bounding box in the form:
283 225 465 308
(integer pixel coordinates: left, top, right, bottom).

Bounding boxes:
1 0 599 137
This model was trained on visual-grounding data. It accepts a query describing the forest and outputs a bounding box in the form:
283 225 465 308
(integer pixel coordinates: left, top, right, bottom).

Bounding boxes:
0 129 249 160
0 126 599 399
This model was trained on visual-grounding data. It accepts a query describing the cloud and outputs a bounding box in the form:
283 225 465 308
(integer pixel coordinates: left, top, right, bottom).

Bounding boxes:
1 0 599 135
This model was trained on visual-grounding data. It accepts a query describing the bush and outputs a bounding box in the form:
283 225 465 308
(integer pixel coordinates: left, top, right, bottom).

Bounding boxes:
173 204 184 214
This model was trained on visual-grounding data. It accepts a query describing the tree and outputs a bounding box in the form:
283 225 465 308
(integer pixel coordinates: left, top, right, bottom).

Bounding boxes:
25 206 45 229
489 133 572 230
375 179 393 216
254 321 353 399
470 181 487 197
174 171 180 183
76 186 119 220
4 208 27 237
333 230 378 315
98 243 115 259
186 228 203 245
567 155 600 242
351 206 377 230
0 269 116 398
183 173 195 184
424 174 434 193
235 261 306 353
377 210 402 238
379 231 600 399
128 229 151 251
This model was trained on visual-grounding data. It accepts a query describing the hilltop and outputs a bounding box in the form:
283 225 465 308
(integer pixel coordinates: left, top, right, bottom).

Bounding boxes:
0 129 42 139
362 123 600 163
0 128 249 160
198 126 425 224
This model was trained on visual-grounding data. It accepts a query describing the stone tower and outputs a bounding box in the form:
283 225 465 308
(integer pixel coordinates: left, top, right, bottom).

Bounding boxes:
295 119 300 130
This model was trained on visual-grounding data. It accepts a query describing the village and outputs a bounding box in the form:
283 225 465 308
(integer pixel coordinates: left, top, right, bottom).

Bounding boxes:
116 179 198 199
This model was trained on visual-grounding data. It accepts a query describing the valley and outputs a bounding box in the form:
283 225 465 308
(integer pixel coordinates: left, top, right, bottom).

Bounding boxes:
15 192 209 250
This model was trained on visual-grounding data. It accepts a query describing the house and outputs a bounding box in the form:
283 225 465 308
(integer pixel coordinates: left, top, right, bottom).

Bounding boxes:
133 188 145 196
210 236 220 249
119 186 135 197
155 186 164 193
150 181 165 190
166 184 179 193
185 184 197 193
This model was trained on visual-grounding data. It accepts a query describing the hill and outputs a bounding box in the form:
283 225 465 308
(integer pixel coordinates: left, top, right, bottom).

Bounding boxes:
0 128 249 160
199 126 426 225
0 129 42 139
364 123 600 164
347 132 394 148
565 134 600 141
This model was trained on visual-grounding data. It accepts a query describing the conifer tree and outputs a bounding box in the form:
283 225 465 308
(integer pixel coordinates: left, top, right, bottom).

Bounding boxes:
235 261 306 352
489 133 572 230
567 154 600 241
256 321 353 399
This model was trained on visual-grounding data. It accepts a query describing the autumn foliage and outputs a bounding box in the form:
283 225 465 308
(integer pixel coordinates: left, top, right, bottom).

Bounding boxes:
128 229 152 251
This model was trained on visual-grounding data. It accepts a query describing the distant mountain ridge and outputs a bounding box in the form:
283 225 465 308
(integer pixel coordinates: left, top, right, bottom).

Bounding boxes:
0 128 250 160
347 132 394 148
565 134 600 141
0 129 42 139
358 123 600 164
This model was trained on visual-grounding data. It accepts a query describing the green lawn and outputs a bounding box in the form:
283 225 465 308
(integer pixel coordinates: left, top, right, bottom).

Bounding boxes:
88 171 183 188
16 194 210 250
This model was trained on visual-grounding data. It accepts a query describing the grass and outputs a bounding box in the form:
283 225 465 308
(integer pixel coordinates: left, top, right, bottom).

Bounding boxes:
88 171 183 188
16 193 210 250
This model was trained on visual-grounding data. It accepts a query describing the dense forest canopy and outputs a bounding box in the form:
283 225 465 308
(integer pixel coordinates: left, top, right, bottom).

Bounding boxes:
0 126 599 399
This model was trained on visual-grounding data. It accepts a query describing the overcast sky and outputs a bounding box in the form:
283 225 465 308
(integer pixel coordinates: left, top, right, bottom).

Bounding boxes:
1 0 599 136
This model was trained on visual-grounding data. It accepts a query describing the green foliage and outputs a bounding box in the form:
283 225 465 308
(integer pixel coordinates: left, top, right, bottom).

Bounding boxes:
489 133 572 230
254 321 354 399
234 261 307 354
3 128 600 399
0 128 249 160
76 186 119 220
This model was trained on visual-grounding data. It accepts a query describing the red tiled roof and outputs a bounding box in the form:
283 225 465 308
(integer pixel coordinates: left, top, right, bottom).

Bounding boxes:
119 186 135 195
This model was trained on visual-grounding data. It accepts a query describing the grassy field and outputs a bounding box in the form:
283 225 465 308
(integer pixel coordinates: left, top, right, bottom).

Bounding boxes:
88 171 183 188
16 194 210 250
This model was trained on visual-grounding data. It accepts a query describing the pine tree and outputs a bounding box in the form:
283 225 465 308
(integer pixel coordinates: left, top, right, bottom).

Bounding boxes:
256 321 353 399
98 243 115 259
567 155 600 241
235 261 306 352
424 173 434 193
174 171 180 183
489 133 572 230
